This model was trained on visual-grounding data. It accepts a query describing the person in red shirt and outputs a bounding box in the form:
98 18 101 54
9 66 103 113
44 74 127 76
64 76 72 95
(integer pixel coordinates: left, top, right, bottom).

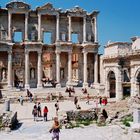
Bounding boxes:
43 106 48 121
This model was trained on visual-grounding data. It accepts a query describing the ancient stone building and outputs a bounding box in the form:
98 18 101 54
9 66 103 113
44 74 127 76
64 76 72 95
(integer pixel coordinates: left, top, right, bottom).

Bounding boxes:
101 37 140 100
0 1 99 89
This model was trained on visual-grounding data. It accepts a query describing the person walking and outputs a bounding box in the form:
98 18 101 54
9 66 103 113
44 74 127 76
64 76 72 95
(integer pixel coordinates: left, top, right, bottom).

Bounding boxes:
43 106 48 121
86 94 90 104
49 117 60 140
32 105 38 121
37 102 42 117
55 100 59 116
74 96 78 108
19 95 23 105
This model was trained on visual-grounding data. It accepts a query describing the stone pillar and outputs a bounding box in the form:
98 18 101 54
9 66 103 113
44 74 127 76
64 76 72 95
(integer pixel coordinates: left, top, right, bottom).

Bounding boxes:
56 51 61 87
94 16 98 43
7 51 12 89
83 16 86 43
37 51 42 88
68 16 71 42
25 13 28 41
67 51 72 86
25 50 30 89
94 54 98 84
56 14 60 41
38 14 41 41
116 67 123 101
83 51 88 87
8 12 12 41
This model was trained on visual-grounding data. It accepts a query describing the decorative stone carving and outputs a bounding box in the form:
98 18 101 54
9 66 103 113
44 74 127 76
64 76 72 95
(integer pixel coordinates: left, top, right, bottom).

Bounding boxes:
6 1 30 10
68 6 86 14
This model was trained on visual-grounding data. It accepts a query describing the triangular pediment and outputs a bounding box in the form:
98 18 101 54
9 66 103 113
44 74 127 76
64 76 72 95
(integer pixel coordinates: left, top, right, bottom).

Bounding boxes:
6 1 30 10
37 3 55 11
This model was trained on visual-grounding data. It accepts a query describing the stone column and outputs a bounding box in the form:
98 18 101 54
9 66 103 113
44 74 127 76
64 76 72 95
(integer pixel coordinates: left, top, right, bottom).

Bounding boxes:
56 14 60 41
56 51 61 87
94 54 98 84
25 50 30 89
94 16 98 43
37 51 42 88
83 16 86 43
38 14 41 41
8 12 12 41
25 13 28 41
83 51 88 87
116 66 123 101
68 16 71 42
7 51 12 89
67 51 72 86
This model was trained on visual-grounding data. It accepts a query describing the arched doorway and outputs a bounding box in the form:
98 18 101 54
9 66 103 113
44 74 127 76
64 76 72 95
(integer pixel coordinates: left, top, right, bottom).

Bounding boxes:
108 71 116 98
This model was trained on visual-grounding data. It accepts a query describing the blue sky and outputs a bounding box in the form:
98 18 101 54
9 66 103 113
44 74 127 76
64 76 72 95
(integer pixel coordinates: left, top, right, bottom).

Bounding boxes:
1 0 140 54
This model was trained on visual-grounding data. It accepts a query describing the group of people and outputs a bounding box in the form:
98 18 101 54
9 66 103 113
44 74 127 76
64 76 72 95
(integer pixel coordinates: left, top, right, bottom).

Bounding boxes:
65 87 75 97
32 102 48 121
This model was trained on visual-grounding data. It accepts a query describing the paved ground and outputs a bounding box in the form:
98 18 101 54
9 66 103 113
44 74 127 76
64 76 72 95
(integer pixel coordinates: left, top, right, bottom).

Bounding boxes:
0 88 140 140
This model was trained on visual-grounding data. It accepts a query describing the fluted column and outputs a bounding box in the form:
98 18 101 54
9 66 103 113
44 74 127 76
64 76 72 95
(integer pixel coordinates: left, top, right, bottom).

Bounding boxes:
25 50 30 89
83 51 88 87
94 54 98 83
56 14 60 41
94 16 98 43
56 51 60 83
25 13 28 41
37 51 42 88
8 12 12 41
83 16 86 43
7 51 12 89
38 14 41 41
67 51 72 85
68 16 71 42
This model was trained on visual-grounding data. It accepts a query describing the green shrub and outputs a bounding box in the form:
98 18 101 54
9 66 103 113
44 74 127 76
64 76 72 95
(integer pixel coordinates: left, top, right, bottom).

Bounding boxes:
121 114 133 127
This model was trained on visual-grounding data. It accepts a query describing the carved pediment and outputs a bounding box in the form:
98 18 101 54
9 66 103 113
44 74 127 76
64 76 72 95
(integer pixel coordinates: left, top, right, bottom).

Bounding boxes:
6 1 30 10
68 6 86 14
37 3 55 11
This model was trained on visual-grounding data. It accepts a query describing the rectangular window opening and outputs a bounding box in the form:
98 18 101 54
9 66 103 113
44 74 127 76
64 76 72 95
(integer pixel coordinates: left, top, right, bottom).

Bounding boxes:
43 32 52 44
72 33 78 43
14 31 22 42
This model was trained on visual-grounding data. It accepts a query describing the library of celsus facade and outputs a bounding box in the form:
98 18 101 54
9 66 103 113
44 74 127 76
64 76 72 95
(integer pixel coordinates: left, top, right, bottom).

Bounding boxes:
0 1 99 89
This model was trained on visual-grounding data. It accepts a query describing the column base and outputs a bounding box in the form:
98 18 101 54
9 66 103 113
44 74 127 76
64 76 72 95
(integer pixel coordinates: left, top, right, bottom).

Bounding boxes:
56 83 61 88
25 84 30 89
83 82 88 88
7 85 12 90
37 84 43 89
66 81 72 87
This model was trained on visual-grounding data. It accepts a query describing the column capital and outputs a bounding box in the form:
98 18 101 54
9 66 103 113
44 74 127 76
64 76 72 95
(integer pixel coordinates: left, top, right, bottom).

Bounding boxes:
55 50 61 54
25 50 29 54
82 50 88 54
8 50 12 55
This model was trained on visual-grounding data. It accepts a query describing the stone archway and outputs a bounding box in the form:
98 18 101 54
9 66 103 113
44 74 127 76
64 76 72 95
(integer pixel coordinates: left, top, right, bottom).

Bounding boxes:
108 71 116 98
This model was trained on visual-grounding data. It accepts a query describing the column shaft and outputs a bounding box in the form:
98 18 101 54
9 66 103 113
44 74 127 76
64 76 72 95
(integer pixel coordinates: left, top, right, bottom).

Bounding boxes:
94 16 98 43
83 16 86 43
37 52 42 88
68 52 72 84
25 13 28 41
7 51 12 88
56 14 60 41
8 12 12 41
94 54 98 83
25 51 30 89
38 14 41 41
56 52 60 83
83 52 88 86
68 16 71 42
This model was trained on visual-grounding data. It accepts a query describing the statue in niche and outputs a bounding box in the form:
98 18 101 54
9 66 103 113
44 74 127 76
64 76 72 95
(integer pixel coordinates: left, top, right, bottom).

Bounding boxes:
30 68 35 79
2 68 6 81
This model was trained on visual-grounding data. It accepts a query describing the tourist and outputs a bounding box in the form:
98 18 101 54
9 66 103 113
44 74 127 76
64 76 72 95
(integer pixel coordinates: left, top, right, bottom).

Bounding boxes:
74 96 78 108
86 94 90 104
99 97 102 105
55 100 59 116
0 89 2 99
37 102 42 117
49 117 60 140
32 105 38 121
19 95 23 105
102 109 108 120
43 106 48 121
77 104 81 110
